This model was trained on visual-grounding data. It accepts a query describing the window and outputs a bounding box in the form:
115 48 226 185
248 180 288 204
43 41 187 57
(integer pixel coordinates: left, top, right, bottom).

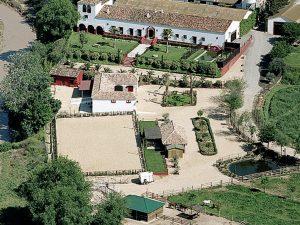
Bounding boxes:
192 36 197 44
201 37 205 41
82 5 86 12
137 29 142 37
175 34 179 39
83 15 88 20
183 35 187 39
87 5 91 13
216 37 218 40
114 85 123 91
119 27 123 34
126 86 134 92
126 100 131 103
128 28 134 36
111 100 116 103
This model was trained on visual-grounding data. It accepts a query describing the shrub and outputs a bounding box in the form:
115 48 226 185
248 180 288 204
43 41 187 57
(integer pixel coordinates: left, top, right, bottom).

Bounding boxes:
214 80 223 88
203 80 213 88
73 50 81 59
0 142 13 152
99 52 108 61
90 52 100 61
108 53 116 62
170 61 179 70
180 60 190 71
268 58 285 76
270 41 292 59
81 51 90 61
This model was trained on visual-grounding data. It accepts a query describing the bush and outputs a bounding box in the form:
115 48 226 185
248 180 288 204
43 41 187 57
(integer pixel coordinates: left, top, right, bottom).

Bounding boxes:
240 11 257 36
90 52 100 61
203 80 213 88
108 53 116 62
0 142 13 152
214 80 223 88
73 50 81 59
99 52 108 61
270 41 292 59
269 58 285 76
81 51 90 61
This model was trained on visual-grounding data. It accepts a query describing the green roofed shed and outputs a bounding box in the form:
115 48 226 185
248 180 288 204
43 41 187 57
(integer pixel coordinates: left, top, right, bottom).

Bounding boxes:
125 195 165 221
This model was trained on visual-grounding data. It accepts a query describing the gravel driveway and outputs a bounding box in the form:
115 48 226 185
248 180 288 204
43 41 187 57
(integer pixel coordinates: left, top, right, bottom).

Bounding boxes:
241 30 273 112
0 4 35 142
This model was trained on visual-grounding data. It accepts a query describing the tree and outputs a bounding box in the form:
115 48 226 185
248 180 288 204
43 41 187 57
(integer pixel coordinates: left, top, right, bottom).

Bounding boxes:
268 58 285 76
189 74 195 104
197 110 203 118
109 26 120 48
92 192 128 225
79 31 88 47
162 73 171 95
35 0 80 42
282 22 300 43
259 123 276 148
162 29 173 53
275 131 290 155
20 157 92 225
270 41 292 59
0 51 60 139
266 0 289 16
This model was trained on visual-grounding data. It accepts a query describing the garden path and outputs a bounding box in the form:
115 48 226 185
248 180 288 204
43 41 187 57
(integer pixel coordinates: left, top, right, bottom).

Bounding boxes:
127 43 151 57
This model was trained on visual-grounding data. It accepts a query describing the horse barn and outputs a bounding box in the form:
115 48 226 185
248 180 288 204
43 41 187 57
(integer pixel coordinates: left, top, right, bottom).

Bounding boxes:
76 0 252 47
50 65 84 87
125 195 165 222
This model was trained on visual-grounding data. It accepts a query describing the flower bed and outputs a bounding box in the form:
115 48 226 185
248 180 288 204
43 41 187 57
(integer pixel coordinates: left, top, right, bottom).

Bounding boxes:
192 117 217 155
162 91 197 107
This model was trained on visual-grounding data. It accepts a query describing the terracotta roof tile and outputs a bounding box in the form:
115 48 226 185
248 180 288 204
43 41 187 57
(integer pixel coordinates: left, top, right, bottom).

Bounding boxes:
50 65 82 78
97 5 233 33
160 121 187 146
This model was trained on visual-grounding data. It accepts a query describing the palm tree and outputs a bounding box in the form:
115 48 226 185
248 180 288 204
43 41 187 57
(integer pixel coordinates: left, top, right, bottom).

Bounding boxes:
109 26 120 48
162 29 173 53
163 73 171 95
189 74 195 105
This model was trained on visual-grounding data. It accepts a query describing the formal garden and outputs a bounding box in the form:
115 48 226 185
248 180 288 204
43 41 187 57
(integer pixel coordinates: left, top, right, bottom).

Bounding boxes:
192 113 217 155
168 184 300 225
162 90 197 107
67 32 139 64
139 121 168 174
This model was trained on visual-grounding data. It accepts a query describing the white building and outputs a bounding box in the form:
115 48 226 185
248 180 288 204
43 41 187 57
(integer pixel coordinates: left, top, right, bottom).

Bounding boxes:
77 0 252 47
91 73 138 113
267 0 300 35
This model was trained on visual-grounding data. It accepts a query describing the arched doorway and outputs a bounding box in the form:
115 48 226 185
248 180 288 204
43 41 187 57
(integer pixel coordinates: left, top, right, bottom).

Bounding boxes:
96 26 104 35
147 27 155 39
79 24 86 32
88 25 95 34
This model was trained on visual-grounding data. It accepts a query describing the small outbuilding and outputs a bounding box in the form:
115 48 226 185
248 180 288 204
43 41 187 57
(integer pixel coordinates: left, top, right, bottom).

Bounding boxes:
51 65 84 87
160 121 187 159
144 126 162 149
125 195 165 222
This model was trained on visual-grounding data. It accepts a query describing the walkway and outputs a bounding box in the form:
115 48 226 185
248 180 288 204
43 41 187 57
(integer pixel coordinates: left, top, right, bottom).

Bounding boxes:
127 43 151 57
0 4 36 142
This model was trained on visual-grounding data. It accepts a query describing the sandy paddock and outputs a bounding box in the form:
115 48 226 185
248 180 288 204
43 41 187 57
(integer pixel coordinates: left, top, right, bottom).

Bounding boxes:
56 116 141 172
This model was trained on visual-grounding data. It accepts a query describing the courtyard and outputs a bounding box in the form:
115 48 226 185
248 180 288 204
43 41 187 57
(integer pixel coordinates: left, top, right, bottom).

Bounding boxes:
56 116 142 173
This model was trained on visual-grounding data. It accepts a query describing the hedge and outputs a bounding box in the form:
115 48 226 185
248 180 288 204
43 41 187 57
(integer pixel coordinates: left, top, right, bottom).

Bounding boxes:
240 10 257 36
135 55 221 78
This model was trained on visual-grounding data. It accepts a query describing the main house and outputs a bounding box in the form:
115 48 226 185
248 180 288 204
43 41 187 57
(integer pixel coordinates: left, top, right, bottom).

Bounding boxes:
77 0 252 47
91 72 138 113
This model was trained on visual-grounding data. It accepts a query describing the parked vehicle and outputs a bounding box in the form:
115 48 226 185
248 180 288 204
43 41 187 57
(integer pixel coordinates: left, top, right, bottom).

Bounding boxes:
139 172 154 184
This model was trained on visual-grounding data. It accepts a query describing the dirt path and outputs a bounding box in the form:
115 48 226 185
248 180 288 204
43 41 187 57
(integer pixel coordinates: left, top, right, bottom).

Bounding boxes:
112 86 246 196
0 4 35 142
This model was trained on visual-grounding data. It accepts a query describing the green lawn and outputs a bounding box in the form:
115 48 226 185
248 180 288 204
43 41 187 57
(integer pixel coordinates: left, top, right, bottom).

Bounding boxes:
138 121 157 135
142 44 189 61
143 148 167 173
252 173 300 201
284 46 300 69
0 132 46 210
263 85 300 144
168 185 300 225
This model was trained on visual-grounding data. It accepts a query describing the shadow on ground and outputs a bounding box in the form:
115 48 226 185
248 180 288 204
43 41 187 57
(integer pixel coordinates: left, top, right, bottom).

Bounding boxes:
0 206 36 225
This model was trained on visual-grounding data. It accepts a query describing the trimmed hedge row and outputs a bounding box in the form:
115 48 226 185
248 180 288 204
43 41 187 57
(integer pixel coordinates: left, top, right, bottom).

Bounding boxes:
240 11 257 36
69 49 123 64
135 56 221 78
192 117 217 155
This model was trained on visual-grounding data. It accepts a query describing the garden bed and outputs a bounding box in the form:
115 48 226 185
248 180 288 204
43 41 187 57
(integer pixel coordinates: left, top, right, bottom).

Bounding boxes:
143 148 168 174
162 91 196 107
192 117 217 155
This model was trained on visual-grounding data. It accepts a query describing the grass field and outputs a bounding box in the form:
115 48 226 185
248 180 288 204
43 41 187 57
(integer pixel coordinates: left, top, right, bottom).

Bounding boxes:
263 85 300 144
252 173 300 201
284 47 300 69
143 148 167 173
163 91 193 106
168 184 300 225
138 121 157 135
0 132 46 210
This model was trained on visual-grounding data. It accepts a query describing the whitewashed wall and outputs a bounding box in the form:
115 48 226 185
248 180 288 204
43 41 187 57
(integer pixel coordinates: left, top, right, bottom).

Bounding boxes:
92 100 136 113
267 17 289 35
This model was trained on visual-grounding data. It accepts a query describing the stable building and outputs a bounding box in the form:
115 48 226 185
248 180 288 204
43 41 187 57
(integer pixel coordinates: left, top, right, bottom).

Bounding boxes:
160 121 187 159
50 65 84 87
267 0 300 35
91 73 138 113
125 195 165 222
77 0 252 47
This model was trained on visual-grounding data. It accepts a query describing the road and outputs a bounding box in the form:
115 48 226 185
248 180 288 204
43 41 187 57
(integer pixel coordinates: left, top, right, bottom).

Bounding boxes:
0 4 35 142
241 30 273 112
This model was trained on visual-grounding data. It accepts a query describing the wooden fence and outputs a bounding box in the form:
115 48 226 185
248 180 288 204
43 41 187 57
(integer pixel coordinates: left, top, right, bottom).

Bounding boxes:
85 169 143 176
160 215 193 225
